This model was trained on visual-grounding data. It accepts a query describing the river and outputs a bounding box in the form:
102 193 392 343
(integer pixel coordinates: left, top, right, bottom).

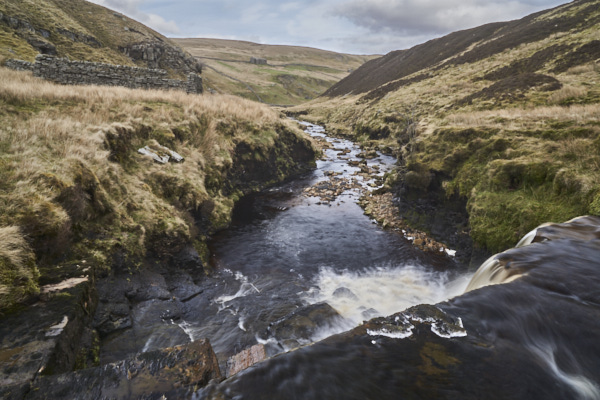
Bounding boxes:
192 123 600 400
166 122 471 368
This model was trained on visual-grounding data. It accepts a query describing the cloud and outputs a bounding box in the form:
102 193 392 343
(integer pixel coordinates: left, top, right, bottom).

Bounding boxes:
87 0 568 55
89 0 181 34
331 0 564 36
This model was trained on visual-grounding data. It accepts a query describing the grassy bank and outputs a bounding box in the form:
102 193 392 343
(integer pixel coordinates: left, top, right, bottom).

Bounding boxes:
0 67 316 312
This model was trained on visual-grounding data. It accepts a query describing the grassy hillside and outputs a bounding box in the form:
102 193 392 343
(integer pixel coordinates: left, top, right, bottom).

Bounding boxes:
175 38 378 106
292 0 600 254
0 67 316 312
0 0 200 76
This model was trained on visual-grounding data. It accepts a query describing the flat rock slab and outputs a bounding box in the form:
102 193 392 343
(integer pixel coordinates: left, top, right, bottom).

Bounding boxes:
26 339 221 400
0 276 96 399
226 344 267 378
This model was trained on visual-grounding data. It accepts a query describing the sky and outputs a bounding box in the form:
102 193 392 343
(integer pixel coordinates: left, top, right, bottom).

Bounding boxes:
88 0 569 55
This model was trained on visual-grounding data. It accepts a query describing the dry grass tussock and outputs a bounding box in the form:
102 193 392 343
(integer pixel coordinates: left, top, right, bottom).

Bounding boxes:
0 67 308 310
548 86 589 105
0 226 38 303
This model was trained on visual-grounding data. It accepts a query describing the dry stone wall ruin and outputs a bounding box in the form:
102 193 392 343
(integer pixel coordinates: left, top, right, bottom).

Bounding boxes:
6 54 203 94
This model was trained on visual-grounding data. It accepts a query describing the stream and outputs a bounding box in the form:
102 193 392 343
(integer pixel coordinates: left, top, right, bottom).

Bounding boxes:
164 122 470 369
94 122 600 399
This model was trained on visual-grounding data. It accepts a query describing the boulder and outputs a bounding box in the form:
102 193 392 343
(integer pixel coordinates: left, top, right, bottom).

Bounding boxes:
26 339 221 400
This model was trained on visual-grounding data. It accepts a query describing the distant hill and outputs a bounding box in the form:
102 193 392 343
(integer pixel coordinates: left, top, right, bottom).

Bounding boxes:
0 0 200 77
175 38 379 105
324 0 600 99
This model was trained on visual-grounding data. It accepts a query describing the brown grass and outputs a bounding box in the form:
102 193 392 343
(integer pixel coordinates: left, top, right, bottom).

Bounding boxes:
0 226 38 306
446 104 600 129
548 85 589 105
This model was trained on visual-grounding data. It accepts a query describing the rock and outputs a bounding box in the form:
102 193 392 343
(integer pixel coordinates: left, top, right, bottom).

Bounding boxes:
249 57 267 65
26 37 56 55
226 344 267 378
93 300 132 336
26 339 221 400
360 307 380 320
266 302 345 349
332 287 359 301
0 276 96 395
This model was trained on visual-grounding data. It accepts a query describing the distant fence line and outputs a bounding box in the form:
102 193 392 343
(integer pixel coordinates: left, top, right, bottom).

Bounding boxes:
4 54 203 94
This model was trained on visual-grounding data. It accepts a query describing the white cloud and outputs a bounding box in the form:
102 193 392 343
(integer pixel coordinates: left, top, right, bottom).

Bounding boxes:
331 0 557 35
143 13 181 34
87 0 569 54
89 0 181 34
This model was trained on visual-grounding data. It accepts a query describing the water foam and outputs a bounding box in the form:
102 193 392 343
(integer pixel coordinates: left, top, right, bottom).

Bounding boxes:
214 271 261 308
303 264 471 326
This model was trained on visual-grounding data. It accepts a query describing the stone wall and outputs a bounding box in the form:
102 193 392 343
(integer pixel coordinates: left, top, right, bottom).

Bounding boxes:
8 54 202 94
4 59 34 71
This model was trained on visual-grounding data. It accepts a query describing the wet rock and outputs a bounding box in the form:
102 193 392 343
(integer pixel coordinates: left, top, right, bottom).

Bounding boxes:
204 232 600 399
332 287 359 301
365 304 467 341
393 170 489 267
0 276 96 396
172 246 204 271
357 150 378 159
266 302 345 349
226 344 267 378
93 300 132 336
27 339 221 400
324 170 342 177
360 308 380 320
303 177 362 204
100 322 191 365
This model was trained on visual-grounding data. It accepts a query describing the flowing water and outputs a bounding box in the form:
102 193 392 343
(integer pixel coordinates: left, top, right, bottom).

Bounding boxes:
174 122 470 367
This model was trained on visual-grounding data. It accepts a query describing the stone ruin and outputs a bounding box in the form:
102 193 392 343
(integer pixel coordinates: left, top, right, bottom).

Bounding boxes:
250 57 267 65
5 54 203 94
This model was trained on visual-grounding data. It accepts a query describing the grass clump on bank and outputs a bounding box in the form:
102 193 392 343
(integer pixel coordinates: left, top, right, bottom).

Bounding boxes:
0 67 315 312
